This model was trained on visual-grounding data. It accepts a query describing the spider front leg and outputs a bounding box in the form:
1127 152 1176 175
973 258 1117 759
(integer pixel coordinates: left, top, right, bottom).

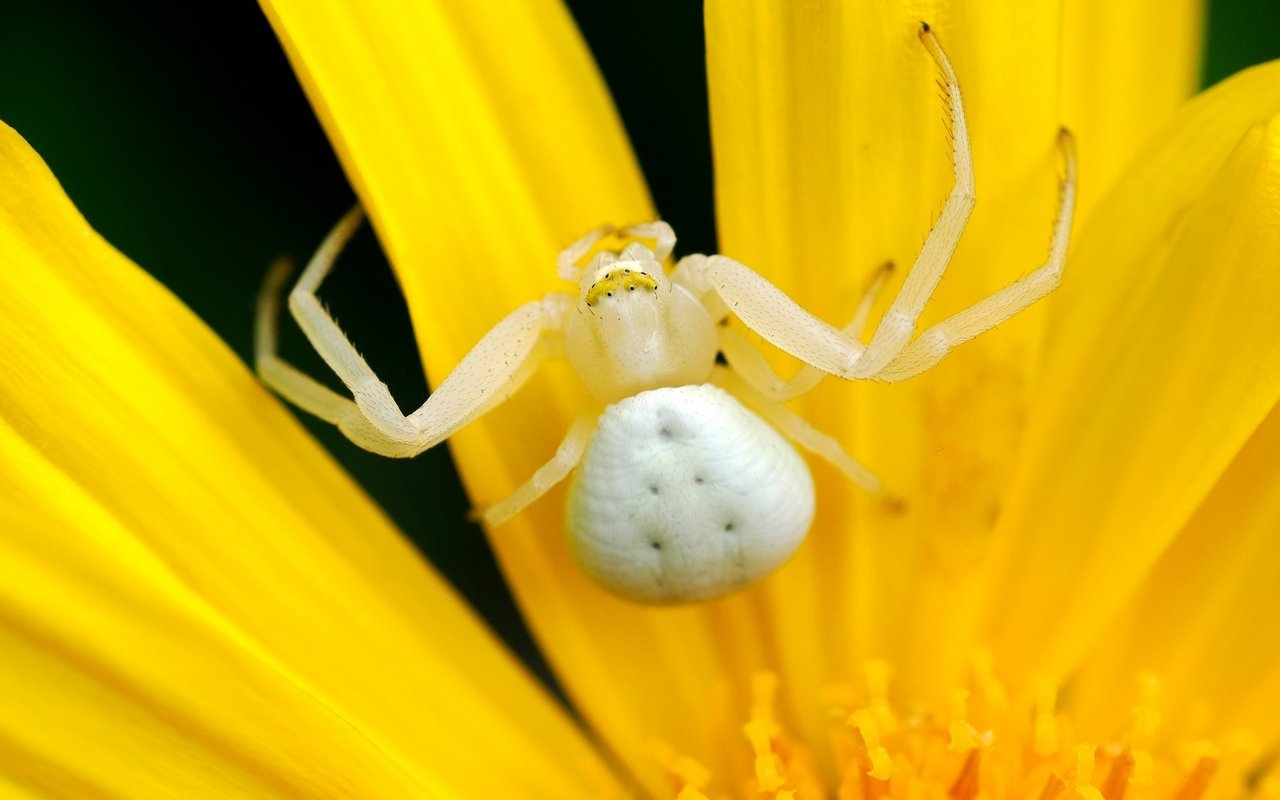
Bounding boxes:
257 205 572 456
675 24 974 381
715 261 893 402
618 221 676 262
678 25 1074 386
873 129 1077 382
674 251 864 378
557 224 614 281
852 23 975 378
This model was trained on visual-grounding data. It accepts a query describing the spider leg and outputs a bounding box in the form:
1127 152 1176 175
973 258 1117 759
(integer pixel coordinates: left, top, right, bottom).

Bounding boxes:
852 23 975 378
557 223 614 282
716 367 881 492
256 257 428 457
263 206 571 454
718 261 894 402
873 129 1078 382
618 221 677 262
677 251 864 377
474 414 598 527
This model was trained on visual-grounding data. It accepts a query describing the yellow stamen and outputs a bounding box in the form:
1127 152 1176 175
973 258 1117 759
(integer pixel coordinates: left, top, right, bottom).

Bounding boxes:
679 666 1249 799
1072 744 1105 800
1038 772 1070 800
1131 749 1155 786
1073 744 1096 786
1101 749 1136 800
949 748 982 800
1131 673 1162 743
745 672 787 792
1179 740 1220 768
744 718 786 791
948 689 980 752
1122 671 1160 786
969 649 1010 715
650 739 712 793
864 659 898 733
1171 757 1218 800
850 708 895 780
1034 678 1059 757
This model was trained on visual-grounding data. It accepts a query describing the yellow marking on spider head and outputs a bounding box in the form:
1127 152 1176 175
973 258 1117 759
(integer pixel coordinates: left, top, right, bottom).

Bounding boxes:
585 266 658 306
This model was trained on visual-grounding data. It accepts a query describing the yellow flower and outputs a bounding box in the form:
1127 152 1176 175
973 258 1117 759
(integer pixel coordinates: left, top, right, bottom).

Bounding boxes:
2 1 1279 798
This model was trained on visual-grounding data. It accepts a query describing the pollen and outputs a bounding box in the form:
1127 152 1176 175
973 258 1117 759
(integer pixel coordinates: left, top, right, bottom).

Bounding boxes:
656 662 1258 800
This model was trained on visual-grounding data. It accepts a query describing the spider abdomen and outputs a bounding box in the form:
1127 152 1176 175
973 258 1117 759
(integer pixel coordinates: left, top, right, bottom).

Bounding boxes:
566 384 814 604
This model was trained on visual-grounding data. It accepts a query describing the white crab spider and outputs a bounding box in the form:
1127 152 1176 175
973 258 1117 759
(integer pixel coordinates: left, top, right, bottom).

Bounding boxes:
256 25 1077 604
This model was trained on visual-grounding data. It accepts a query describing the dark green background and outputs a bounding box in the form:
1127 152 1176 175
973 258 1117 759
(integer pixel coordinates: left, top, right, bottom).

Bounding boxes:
1 2 1276 692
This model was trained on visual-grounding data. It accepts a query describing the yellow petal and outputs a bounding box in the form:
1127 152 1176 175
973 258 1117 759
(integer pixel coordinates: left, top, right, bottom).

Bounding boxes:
0 776 38 800
980 63 1280 689
0 436 432 798
0 122 619 798
1063 0 1204 216
704 0 1200 717
1069 400 1280 750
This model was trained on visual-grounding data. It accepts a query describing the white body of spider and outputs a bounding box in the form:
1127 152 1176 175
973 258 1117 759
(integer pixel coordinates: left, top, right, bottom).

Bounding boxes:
256 25 1077 605
568 380 814 604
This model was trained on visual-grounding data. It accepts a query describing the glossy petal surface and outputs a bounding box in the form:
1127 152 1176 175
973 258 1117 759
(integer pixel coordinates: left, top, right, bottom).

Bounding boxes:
704 0 1204 721
0 121 618 799
984 64 1280 689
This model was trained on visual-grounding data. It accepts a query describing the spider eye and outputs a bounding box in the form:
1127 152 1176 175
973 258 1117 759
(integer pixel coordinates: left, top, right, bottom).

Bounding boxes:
584 269 660 304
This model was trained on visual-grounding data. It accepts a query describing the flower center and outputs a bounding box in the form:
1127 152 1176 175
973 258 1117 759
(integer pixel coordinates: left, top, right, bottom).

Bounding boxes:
654 660 1264 800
